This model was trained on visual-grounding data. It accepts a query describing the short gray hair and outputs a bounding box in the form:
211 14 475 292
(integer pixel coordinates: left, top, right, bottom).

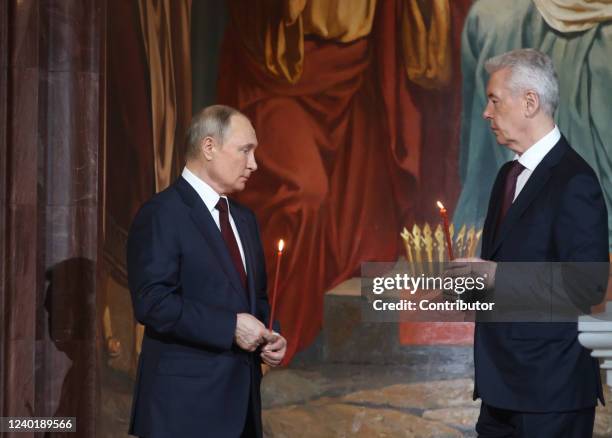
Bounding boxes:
485 49 559 117
185 104 245 159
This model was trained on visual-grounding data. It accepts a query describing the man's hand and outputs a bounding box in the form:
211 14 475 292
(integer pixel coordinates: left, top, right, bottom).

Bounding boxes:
260 331 287 367
234 313 267 352
445 257 497 290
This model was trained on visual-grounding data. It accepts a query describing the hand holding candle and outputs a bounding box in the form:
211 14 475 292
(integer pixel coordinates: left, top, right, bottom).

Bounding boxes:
436 201 454 260
268 239 285 330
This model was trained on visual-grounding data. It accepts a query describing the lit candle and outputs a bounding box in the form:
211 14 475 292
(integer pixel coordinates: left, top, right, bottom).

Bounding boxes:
268 239 285 330
436 201 454 260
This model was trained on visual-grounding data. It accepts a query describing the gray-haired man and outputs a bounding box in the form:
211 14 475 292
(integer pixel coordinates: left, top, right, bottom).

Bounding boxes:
452 49 608 437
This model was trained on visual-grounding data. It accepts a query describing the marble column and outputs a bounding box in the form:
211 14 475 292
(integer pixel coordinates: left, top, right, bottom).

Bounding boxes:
1 0 105 436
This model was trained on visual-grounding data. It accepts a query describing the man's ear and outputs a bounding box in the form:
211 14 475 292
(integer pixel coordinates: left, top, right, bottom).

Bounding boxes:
524 90 539 118
201 136 216 161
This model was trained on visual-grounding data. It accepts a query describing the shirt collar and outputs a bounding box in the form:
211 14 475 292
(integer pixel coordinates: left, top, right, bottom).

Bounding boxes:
182 167 225 213
515 126 561 171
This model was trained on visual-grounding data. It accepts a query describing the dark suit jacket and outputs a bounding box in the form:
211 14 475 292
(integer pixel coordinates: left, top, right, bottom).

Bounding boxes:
475 136 609 412
126 176 272 438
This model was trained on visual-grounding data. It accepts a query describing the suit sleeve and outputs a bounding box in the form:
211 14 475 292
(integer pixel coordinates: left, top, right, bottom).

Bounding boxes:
127 201 237 350
555 172 609 262
553 172 609 310
480 162 511 258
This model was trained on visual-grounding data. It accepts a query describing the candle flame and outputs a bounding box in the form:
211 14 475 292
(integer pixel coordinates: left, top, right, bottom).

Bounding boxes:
436 201 445 210
278 239 285 252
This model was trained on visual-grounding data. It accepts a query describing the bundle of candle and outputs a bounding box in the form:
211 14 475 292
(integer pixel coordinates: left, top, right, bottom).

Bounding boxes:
399 201 482 270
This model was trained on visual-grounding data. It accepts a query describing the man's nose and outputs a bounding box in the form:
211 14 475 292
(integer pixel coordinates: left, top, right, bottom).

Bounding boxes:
247 152 258 171
482 102 492 120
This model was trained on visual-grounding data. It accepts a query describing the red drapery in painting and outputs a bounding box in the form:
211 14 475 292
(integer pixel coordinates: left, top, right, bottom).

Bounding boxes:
217 0 473 362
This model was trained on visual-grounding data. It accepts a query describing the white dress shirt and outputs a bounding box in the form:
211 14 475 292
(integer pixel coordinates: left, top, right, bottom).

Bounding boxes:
512 126 561 201
182 167 247 272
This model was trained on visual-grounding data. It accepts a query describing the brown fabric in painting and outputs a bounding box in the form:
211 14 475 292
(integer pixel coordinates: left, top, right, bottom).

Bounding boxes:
106 0 155 282
106 0 192 282
137 0 192 192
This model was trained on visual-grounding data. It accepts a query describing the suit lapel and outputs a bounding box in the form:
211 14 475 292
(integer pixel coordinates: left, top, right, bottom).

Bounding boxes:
482 163 510 259
489 138 569 258
175 177 248 306
230 203 257 314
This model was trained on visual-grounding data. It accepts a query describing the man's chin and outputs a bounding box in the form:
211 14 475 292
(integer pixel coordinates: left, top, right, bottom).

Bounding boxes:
492 132 508 145
233 181 247 192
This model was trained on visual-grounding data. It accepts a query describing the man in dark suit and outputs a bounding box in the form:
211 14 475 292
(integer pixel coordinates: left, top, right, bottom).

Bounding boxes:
127 105 287 438
450 49 609 437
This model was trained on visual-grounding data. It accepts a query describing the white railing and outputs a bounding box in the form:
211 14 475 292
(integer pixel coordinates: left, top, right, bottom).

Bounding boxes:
578 302 612 387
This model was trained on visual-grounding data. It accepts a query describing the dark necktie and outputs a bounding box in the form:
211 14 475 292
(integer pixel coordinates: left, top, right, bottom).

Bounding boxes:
215 198 247 292
496 160 525 236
